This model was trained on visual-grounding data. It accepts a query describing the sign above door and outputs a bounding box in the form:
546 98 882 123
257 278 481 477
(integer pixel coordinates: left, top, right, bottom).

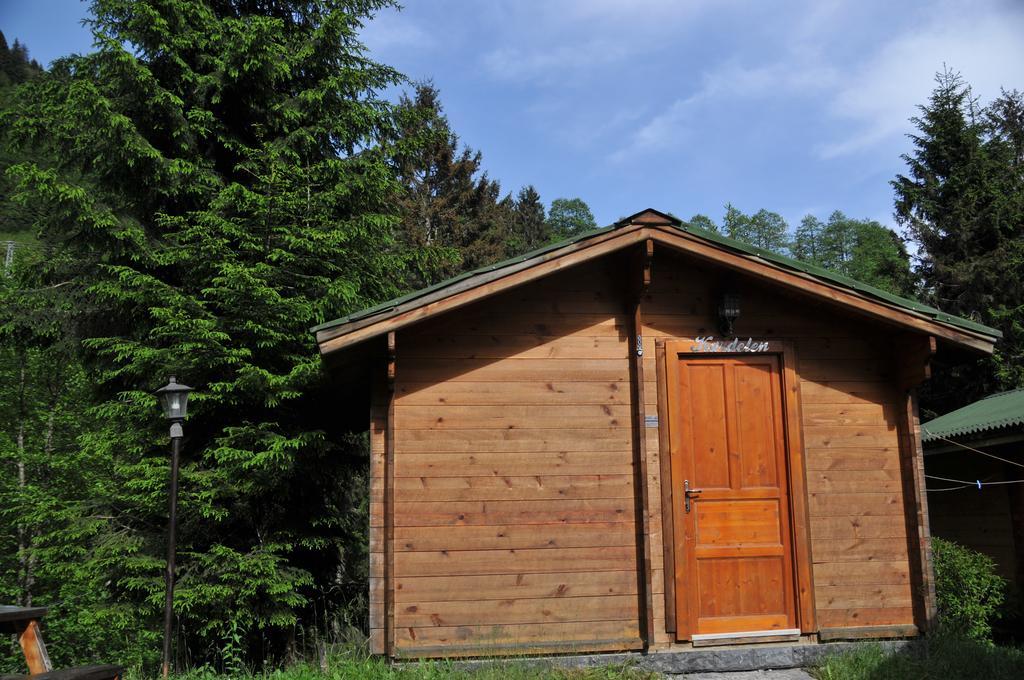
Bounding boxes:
690 336 771 353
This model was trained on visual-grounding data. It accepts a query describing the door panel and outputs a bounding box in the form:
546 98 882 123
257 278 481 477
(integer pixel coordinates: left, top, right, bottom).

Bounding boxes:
734 363 779 488
687 363 731 489
696 499 782 546
668 353 797 639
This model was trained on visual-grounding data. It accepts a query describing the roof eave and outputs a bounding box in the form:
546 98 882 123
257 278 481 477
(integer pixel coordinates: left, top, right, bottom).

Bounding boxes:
315 221 650 354
314 215 1000 357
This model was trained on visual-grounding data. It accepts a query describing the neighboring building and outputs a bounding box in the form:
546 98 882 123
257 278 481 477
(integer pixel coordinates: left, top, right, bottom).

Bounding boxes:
312 209 1000 658
923 389 1024 586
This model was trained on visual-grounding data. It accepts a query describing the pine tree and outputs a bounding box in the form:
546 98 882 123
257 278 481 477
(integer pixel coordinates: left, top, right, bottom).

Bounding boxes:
511 185 548 252
391 83 476 285
391 83 526 281
723 204 788 253
820 210 859 272
792 211 912 294
722 203 750 242
1 33 45 244
792 215 826 263
893 70 1024 411
749 209 789 253
3 0 417 668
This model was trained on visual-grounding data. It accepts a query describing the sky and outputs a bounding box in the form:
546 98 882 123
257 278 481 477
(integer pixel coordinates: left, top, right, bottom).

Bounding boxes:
2 0 1023 231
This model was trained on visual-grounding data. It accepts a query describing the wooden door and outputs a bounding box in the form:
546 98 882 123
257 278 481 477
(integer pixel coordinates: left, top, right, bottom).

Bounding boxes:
667 351 798 639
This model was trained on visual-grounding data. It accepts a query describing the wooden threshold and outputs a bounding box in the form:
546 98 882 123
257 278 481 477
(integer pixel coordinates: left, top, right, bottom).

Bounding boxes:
691 629 802 647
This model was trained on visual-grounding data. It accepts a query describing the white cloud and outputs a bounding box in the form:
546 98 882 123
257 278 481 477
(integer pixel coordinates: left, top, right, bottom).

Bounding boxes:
818 2 1024 158
610 0 1024 163
483 40 632 83
610 57 837 161
361 8 437 53
477 0 725 83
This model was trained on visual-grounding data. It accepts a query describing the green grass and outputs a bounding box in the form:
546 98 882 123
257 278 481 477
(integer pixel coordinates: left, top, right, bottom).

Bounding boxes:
812 633 1024 680
168 652 658 680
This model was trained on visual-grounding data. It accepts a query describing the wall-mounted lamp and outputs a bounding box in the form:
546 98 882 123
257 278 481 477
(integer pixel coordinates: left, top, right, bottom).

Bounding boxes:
718 292 740 337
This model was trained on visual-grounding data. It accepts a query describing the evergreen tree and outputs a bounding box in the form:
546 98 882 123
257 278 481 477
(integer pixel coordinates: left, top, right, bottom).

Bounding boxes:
687 213 718 233
722 203 750 242
0 33 45 243
0 35 42 87
3 0 417 668
391 83 476 285
748 209 789 253
792 211 912 295
510 185 548 252
0 32 11 87
547 197 597 239
723 204 788 253
893 70 1024 410
458 178 517 269
792 215 826 263
984 88 1024 390
390 83 526 281
819 210 858 272
0 246 94 668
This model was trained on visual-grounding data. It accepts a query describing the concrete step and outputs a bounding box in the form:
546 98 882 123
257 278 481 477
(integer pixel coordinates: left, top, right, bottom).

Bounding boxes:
454 639 916 676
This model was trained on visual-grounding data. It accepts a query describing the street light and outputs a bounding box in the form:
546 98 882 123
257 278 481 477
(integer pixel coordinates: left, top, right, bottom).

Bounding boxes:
155 376 193 680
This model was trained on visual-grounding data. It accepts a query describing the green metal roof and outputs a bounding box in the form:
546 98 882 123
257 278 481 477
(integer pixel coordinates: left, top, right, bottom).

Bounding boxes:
311 209 1001 341
921 389 1024 442
309 223 612 333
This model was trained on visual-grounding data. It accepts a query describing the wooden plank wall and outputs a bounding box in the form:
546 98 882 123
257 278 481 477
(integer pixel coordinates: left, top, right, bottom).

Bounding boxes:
369 247 925 656
384 259 644 657
928 452 1018 581
641 251 916 641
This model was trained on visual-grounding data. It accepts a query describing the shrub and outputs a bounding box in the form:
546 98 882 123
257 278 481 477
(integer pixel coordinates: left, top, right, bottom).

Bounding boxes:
932 536 1006 641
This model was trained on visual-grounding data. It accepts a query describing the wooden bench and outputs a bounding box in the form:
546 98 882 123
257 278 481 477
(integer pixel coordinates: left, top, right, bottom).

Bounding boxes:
0 606 122 680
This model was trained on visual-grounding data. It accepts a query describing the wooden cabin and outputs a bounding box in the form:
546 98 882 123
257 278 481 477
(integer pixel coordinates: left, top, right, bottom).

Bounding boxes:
312 209 1000 659
923 390 1024 587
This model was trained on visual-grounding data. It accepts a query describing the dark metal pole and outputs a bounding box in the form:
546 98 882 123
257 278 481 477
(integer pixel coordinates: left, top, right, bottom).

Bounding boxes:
162 423 183 680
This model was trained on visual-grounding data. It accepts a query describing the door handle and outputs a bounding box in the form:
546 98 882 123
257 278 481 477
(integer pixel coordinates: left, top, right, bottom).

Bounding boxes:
683 479 703 513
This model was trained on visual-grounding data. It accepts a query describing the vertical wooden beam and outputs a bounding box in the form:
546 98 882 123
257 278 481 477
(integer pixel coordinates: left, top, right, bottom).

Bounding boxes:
384 332 397 656
19 619 52 674
368 378 385 654
779 344 817 633
655 340 676 634
628 240 655 647
894 335 938 632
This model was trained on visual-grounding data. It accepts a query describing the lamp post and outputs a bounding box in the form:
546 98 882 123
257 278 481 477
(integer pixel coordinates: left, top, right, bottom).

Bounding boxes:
155 376 193 680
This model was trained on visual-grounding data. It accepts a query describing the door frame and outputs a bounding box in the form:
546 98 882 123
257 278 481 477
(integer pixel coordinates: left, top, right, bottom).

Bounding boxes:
656 338 817 641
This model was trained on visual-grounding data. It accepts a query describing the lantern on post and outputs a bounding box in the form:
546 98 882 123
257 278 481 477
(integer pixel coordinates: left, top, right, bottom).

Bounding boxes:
154 376 193 680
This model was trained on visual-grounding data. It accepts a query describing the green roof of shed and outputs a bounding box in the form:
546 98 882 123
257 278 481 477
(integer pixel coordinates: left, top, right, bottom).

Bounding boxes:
921 389 1024 442
311 209 1001 343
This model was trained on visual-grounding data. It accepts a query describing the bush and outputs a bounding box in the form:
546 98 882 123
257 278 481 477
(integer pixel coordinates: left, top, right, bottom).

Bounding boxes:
932 536 1006 641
